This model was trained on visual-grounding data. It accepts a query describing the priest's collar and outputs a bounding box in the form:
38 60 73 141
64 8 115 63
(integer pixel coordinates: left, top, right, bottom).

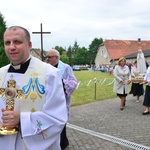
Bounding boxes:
8 56 31 73
54 63 58 68
11 56 31 70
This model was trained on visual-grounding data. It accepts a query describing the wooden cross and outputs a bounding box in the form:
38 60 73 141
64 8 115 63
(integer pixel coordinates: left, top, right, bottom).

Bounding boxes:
32 23 51 61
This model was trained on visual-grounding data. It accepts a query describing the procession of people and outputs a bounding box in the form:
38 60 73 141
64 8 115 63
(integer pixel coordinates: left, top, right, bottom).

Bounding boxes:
113 48 150 115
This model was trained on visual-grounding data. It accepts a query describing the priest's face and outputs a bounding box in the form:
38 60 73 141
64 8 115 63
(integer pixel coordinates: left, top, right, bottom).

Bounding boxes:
46 51 59 66
4 27 32 66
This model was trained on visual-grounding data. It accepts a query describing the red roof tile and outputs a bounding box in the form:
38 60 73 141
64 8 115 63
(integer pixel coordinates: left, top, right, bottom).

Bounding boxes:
103 40 150 59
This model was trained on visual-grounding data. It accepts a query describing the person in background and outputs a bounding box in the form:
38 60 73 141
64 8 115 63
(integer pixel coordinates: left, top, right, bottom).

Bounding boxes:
145 60 149 69
130 60 144 102
46 49 78 150
142 66 150 115
0 26 67 150
113 57 131 110
126 61 132 72
109 66 113 75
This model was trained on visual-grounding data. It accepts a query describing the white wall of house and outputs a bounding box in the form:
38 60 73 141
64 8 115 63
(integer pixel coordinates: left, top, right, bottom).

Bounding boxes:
145 57 150 65
95 46 111 67
30 50 42 60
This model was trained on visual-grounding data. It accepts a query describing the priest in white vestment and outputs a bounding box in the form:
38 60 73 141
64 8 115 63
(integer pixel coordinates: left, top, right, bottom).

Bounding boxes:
46 49 78 149
0 26 67 150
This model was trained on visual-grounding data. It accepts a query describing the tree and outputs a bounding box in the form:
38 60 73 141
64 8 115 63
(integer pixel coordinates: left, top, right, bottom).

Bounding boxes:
73 47 88 65
67 41 80 65
54 46 69 63
66 46 74 66
0 12 9 67
72 40 79 53
54 46 66 55
60 55 69 64
88 38 103 65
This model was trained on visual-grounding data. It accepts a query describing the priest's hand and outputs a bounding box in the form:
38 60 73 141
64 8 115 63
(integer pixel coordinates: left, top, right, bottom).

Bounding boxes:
1 109 20 128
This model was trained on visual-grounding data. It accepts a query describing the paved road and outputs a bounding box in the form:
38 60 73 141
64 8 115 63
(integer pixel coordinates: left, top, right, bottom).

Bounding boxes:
66 94 150 150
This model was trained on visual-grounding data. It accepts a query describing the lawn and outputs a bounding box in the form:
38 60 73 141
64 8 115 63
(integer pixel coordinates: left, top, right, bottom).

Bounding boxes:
71 70 117 106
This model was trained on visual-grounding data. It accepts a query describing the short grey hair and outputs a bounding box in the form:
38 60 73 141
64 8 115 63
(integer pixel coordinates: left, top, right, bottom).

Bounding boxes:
50 49 60 58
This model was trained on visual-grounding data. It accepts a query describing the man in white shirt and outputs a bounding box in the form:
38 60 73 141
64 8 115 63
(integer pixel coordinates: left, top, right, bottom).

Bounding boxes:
46 49 78 149
0 26 67 150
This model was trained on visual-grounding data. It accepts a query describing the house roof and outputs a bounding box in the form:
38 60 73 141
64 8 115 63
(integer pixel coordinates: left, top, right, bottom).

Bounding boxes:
103 40 150 60
125 49 150 59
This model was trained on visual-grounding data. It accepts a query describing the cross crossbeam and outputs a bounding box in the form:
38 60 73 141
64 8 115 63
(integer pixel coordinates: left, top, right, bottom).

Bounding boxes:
32 23 51 61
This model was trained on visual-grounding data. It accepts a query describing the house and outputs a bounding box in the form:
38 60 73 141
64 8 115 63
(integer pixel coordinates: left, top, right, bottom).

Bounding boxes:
95 39 150 67
30 49 42 60
30 49 47 61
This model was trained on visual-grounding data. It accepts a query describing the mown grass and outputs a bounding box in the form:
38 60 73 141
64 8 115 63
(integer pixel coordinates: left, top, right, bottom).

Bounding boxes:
71 70 117 106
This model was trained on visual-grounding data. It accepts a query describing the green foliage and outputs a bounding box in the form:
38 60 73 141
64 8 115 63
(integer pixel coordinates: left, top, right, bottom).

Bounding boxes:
0 12 6 45
66 46 74 66
42 37 104 66
60 55 69 64
42 38 105 66
72 40 79 53
66 41 81 66
0 12 9 67
88 37 103 64
54 46 66 55
73 47 89 65
0 46 10 67
71 71 117 106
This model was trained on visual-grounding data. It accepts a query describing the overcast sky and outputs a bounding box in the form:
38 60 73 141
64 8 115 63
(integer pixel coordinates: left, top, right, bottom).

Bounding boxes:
1 0 150 51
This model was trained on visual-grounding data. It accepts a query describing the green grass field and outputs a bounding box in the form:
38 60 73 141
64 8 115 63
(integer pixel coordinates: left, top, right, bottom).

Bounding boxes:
71 71 117 106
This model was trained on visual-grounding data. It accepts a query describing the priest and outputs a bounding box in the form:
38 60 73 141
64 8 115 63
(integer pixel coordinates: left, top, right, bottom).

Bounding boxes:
46 49 78 149
0 26 67 150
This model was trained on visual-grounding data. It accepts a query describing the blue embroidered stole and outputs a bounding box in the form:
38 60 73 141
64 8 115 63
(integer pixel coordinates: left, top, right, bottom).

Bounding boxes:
0 58 46 112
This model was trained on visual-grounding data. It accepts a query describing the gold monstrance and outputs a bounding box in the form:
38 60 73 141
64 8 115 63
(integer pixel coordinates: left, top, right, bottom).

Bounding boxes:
0 75 24 135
